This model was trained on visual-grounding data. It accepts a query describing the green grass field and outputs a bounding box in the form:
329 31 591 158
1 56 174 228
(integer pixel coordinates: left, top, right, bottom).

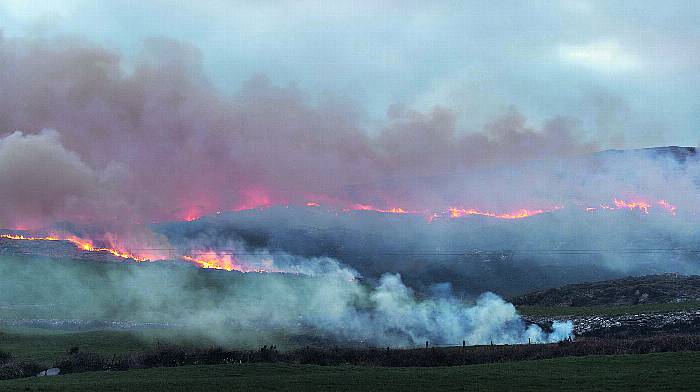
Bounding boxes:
0 327 156 363
0 326 232 364
517 300 700 317
1 351 699 391
3 325 700 390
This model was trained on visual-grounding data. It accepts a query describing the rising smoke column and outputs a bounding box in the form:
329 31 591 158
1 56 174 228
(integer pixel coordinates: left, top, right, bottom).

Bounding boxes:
335 273 573 346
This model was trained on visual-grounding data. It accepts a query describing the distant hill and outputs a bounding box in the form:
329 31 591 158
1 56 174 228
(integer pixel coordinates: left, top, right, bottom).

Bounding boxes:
511 274 700 307
594 146 697 163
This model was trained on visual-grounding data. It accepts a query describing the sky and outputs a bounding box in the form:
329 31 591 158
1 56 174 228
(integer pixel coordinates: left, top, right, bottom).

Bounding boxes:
1 0 698 149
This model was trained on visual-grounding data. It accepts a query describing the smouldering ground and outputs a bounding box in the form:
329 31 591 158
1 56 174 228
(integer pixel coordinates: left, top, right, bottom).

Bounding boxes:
3 352 700 391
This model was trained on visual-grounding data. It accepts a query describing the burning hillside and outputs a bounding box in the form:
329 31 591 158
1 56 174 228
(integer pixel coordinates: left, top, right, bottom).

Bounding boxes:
0 33 698 349
0 233 280 272
0 186 684 278
0 142 694 282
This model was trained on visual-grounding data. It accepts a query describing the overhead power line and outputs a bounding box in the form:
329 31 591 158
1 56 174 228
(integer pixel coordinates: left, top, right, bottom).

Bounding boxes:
49 248 700 256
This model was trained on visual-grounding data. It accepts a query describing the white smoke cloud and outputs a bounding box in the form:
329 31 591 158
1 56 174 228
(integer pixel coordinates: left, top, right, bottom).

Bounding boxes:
150 255 574 346
0 250 572 347
354 274 572 345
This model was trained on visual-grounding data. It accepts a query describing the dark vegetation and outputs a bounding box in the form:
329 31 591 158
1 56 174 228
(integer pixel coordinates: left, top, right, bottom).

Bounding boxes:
47 334 700 371
514 274 700 339
0 351 42 380
2 352 700 392
5 334 700 380
512 273 700 307
518 300 700 317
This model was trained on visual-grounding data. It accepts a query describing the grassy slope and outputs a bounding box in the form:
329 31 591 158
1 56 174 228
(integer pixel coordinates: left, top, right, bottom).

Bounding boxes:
0 327 154 363
2 351 700 391
0 327 221 364
517 300 700 317
0 326 302 366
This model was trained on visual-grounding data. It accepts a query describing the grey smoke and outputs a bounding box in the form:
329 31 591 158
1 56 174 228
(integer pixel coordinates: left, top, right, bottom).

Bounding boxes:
0 252 572 347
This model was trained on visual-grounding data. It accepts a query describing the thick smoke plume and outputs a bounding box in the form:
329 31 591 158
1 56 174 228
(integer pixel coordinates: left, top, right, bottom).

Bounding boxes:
0 34 596 228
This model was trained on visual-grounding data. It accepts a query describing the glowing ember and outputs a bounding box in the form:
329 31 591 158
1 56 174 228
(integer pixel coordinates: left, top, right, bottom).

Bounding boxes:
585 198 678 215
657 199 677 215
179 206 206 222
349 204 416 214
234 188 274 211
0 234 60 241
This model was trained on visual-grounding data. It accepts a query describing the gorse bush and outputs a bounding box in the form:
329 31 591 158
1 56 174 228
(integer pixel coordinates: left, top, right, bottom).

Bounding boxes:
0 351 42 380
54 351 109 373
0 361 43 380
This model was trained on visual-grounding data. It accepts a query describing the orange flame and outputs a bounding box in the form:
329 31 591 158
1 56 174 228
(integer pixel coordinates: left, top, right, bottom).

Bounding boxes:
181 254 277 273
176 195 680 224
63 235 152 262
588 198 677 215
1 233 278 272
0 234 60 241
1 233 151 262
613 198 650 214
234 188 274 211
349 204 416 214
3 195 682 273
304 202 563 220
447 206 561 220
657 199 677 215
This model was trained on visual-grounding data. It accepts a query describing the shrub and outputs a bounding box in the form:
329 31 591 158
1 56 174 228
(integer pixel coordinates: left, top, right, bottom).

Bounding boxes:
54 351 109 373
0 351 12 364
0 361 43 380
